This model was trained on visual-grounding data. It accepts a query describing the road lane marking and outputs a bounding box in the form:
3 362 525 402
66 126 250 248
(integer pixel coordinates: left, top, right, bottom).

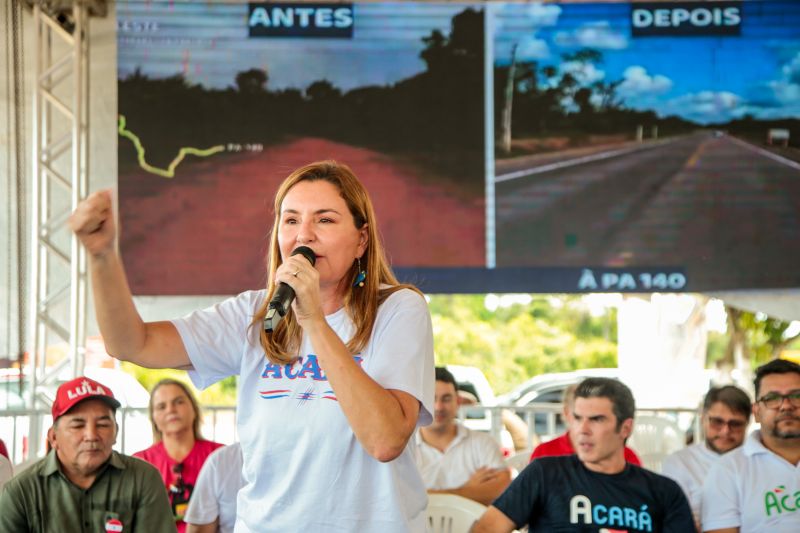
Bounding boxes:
727 135 800 171
684 139 710 168
495 138 679 183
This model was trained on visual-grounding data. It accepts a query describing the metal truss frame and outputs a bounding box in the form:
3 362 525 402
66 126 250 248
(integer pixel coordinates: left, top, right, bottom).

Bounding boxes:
27 0 90 451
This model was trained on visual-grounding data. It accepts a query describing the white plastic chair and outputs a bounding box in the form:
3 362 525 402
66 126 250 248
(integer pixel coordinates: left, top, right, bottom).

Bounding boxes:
426 493 487 533
627 414 685 473
505 450 532 477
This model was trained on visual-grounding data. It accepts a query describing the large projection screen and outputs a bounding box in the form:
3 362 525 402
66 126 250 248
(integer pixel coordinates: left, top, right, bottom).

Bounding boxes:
117 1 800 294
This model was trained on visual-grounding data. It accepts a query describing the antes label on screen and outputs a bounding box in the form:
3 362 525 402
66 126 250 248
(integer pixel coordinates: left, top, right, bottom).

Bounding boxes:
248 3 354 38
631 1 742 37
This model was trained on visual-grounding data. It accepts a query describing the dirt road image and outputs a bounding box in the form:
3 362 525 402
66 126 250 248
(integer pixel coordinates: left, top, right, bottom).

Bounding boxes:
120 137 484 294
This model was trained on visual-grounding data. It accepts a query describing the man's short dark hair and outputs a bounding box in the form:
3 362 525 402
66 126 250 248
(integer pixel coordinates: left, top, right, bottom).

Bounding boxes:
754 359 800 398
575 377 635 430
435 366 457 389
703 385 751 418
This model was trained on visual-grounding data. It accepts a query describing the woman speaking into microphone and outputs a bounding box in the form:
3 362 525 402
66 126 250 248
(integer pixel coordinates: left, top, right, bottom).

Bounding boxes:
69 161 435 532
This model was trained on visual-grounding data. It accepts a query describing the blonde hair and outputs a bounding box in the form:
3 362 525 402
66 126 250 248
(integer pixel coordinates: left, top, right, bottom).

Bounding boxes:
252 160 419 364
148 379 203 442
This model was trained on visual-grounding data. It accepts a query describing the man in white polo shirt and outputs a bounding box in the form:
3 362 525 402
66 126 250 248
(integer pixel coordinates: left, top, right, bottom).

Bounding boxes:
662 385 751 528
702 359 800 533
414 367 510 505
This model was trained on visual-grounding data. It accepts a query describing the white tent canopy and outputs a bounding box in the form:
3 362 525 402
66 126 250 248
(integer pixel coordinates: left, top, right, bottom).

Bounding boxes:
711 289 800 322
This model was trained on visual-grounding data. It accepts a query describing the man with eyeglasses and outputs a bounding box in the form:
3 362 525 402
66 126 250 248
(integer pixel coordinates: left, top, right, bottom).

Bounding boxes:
662 385 751 529
702 359 800 533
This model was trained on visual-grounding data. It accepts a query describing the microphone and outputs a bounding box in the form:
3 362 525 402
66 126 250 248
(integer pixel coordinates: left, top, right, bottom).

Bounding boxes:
264 246 316 333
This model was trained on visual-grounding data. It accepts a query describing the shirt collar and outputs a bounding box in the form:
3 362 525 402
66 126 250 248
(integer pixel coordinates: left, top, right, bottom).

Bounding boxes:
41 449 61 477
743 429 771 457
41 449 126 478
451 421 468 445
698 441 723 458
107 450 126 470
416 421 469 448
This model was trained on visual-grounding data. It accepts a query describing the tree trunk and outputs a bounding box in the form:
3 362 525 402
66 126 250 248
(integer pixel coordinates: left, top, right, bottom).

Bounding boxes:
500 43 517 154
718 306 750 380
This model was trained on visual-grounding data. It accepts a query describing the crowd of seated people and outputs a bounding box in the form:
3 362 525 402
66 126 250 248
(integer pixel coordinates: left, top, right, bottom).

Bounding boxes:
1 359 798 533
699 359 800 533
471 359 800 533
472 376 695 532
0 376 175 531
0 376 232 532
661 384 751 528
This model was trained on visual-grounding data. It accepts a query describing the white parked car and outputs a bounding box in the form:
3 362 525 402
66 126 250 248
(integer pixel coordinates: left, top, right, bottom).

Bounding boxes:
497 368 622 439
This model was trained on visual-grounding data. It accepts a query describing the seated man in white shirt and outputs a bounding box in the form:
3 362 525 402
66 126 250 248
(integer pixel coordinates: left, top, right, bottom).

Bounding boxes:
702 359 800 533
662 385 750 529
185 442 244 533
414 367 510 505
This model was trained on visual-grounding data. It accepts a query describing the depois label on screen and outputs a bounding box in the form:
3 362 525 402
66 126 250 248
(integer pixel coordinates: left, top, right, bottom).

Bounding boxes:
248 3 354 38
631 1 742 36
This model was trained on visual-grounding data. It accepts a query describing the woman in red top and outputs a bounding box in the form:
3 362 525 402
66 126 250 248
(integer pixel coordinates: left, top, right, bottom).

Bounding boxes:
134 378 223 533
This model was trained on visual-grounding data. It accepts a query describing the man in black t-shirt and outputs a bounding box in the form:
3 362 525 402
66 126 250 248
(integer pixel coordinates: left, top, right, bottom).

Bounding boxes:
471 378 694 533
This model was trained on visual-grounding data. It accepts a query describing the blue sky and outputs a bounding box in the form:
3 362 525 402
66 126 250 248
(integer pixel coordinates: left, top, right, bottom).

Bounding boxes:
117 1 474 92
492 0 800 124
117 1 799 124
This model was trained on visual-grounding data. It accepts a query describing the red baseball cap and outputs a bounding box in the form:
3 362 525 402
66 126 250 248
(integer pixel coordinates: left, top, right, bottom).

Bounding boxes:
52 376 121 421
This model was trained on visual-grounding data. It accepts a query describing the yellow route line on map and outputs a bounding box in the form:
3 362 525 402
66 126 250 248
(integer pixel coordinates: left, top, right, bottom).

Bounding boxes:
118 114 225 178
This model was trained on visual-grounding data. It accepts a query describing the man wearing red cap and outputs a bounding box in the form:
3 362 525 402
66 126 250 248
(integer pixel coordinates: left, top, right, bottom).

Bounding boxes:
0 376 176 532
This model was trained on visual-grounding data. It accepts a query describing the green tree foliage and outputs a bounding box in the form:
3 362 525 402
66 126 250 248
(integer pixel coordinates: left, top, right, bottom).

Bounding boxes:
119 294 616 404
305 79 341 101
235 68 268 94
706 330 729 366
493 46 697 150
719 306 800 368
122 362 237 406
429 295 617 394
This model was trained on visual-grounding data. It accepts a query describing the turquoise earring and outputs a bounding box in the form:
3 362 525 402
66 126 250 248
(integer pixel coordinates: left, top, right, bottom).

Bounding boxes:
353 257 366 287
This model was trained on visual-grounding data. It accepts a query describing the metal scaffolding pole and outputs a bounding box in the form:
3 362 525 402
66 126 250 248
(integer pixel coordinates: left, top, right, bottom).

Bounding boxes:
27 0 90 456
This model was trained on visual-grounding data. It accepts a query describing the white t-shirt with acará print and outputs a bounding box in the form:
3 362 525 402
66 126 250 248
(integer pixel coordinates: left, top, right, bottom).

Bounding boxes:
173 288 435 533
